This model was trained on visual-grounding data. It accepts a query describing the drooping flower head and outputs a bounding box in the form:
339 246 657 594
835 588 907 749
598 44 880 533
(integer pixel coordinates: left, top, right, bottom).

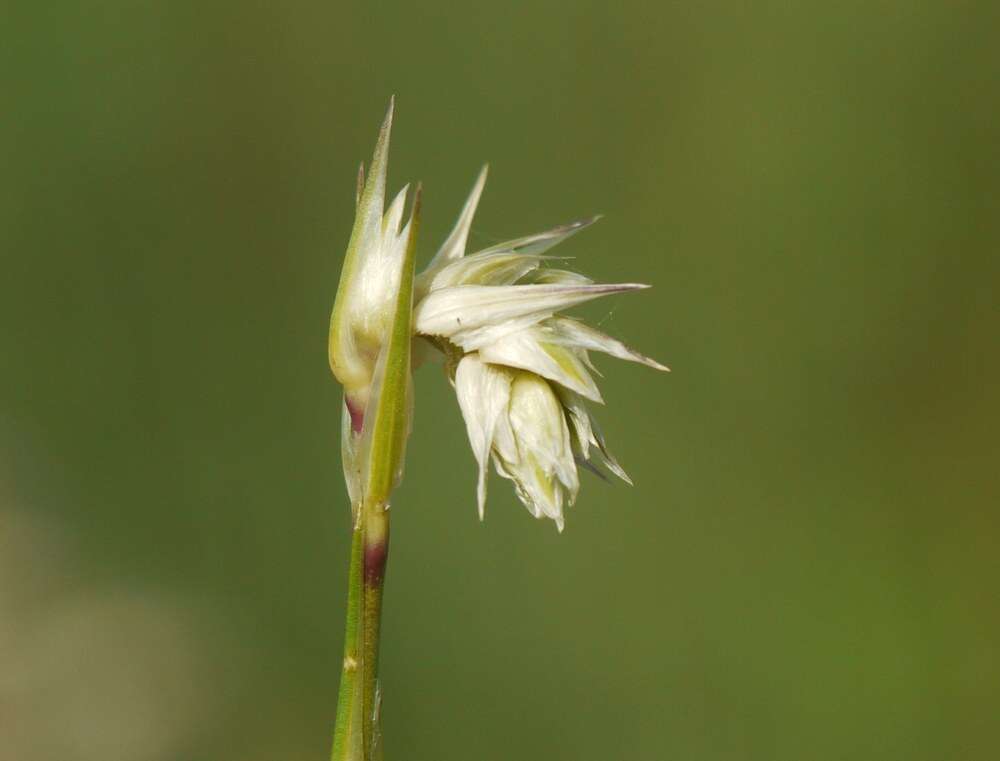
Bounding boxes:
414 168 668 531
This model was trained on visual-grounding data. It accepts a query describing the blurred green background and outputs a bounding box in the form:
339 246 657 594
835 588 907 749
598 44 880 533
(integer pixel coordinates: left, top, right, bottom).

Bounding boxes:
3 1 998 759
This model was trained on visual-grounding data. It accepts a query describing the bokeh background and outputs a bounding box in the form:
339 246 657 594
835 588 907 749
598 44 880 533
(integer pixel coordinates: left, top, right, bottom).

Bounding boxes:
3 1 998 759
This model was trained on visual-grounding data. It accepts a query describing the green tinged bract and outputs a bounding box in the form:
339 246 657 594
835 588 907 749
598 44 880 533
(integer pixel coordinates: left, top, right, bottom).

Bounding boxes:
328 98 419 509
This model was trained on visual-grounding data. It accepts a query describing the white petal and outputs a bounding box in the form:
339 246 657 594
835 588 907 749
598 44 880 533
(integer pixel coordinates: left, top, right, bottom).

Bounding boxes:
382 184 409 238
509 372 576 486
471 216 600 257
553 387 631 484
454 354 511 519
519 268 594 286
427 165 489 268
556 387 632 486
422 252 545 291
477 328 603 403
444 313 554 354
352 188 411 345
414 283 650 340
489 408 519 479
549 317 669 372
554 386 593 461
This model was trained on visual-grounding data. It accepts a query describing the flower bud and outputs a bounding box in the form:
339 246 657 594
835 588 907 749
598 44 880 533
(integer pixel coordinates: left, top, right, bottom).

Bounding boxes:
329 98 416 420
329 100 420 508
496 371 580 531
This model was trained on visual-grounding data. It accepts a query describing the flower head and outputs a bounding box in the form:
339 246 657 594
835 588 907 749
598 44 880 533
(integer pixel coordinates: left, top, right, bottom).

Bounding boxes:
414 169 668 530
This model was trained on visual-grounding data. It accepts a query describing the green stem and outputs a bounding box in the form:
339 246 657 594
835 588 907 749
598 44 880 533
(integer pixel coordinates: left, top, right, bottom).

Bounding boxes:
362 504 389 758
331 503 390 761
331 521 364 761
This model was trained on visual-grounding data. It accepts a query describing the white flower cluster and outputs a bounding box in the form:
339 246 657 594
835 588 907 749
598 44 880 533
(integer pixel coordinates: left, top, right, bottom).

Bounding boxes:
413 167 667 531
329 102 667 531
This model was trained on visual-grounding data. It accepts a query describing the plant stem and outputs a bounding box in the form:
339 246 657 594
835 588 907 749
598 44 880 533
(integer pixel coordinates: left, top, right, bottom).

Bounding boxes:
331 520 364 761
362 503 389 758
331 502 390 761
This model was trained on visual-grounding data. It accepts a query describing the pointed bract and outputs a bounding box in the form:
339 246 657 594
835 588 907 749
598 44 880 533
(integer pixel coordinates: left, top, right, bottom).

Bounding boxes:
428 165 488 267
454 354 511 519
478 327 604 402
414 282 649 343
420 251 546 292
329 98 413 409
475 216 600 257
548 316 670 372
328 99 421 512
359 185 421 504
